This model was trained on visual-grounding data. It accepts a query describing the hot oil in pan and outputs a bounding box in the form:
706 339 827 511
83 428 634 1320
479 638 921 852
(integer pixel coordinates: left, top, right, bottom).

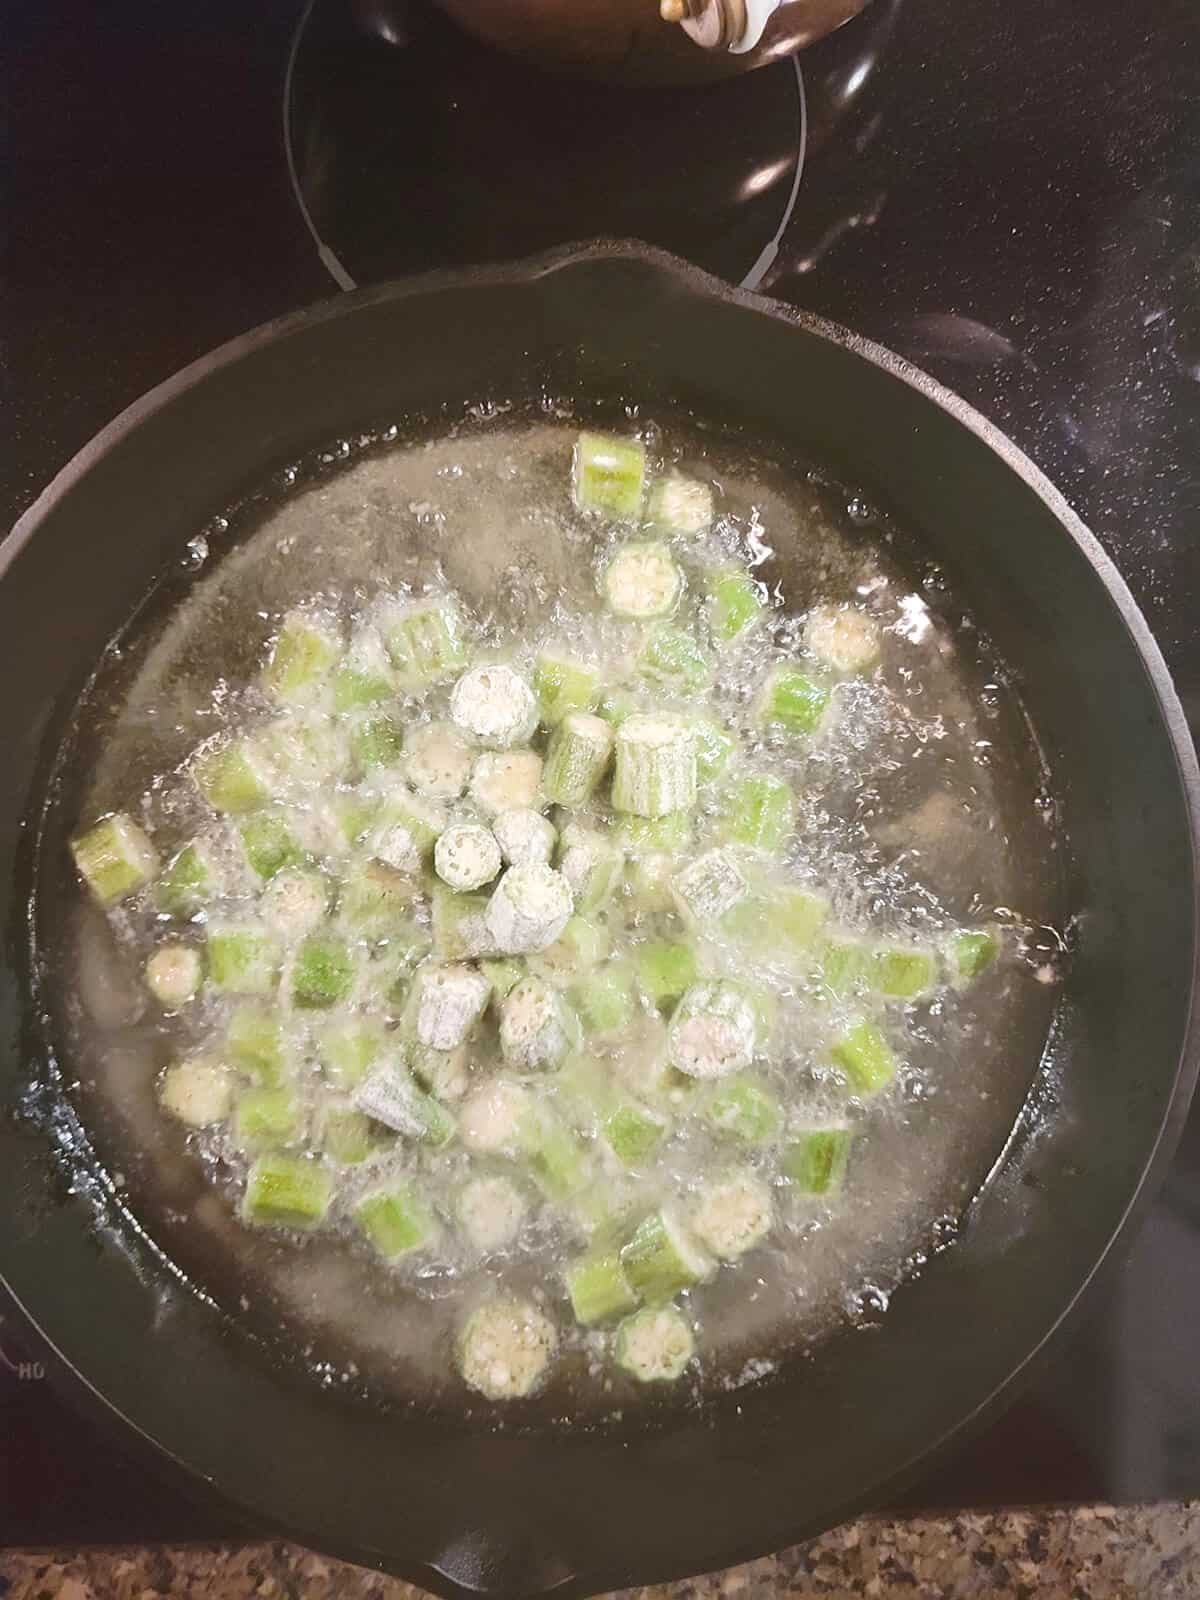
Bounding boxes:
34 408 1067 1423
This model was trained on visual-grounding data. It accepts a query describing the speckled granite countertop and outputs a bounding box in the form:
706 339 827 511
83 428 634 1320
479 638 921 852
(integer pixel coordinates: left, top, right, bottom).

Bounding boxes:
2 1505 1197 1600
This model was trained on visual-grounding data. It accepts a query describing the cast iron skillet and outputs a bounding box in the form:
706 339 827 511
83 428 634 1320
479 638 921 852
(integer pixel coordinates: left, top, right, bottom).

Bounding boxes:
2 244 1197 1598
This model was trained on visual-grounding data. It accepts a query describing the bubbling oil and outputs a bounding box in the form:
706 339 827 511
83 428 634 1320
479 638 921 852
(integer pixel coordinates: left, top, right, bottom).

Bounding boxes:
38 407 1065 1422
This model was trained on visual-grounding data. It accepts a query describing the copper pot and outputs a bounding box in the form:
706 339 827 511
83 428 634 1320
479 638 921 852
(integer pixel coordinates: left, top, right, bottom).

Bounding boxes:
432 0 871 84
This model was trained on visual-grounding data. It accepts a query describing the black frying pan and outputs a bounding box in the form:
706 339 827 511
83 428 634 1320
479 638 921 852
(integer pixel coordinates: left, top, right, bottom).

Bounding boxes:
2 245 1197 1598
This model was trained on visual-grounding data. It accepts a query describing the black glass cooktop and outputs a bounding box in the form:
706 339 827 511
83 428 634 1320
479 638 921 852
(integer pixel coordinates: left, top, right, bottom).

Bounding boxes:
4 0 1200 1549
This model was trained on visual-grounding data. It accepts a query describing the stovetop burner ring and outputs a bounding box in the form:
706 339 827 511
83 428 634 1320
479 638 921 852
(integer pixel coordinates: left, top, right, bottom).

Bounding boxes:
284 0 807 292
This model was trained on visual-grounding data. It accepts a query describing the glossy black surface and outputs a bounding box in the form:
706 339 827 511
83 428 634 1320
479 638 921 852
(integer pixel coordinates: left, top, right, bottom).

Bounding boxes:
3 0 1200 1558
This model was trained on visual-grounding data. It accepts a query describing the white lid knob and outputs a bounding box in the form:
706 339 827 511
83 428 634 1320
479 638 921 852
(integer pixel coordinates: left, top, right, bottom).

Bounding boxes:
665 0 784 53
